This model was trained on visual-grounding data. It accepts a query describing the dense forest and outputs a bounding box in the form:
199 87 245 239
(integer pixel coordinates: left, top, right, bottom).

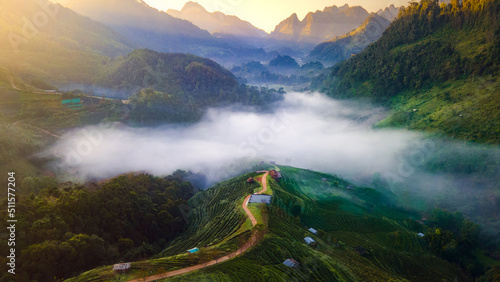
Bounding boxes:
315 0 500 143
0 172 196 281
101 50 284 124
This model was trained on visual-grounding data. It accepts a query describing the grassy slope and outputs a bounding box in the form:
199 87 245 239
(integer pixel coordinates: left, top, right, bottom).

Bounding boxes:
376 26 499 143
0 88 117 190
68 166 465 281
316 1 500 144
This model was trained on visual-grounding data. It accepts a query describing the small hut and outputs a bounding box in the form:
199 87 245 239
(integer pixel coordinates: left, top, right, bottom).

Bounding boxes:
248 195 272 204
270 170 282 180
246 177 255 184
187 248 199 253
308 228 318 234
283 258 299 268
112 262 131 272
304 237 316 245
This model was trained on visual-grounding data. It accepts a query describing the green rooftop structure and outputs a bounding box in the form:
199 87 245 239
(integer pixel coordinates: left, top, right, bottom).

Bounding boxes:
62 98 82 109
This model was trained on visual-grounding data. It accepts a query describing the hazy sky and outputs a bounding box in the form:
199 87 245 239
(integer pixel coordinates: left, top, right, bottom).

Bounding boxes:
143 0 410 32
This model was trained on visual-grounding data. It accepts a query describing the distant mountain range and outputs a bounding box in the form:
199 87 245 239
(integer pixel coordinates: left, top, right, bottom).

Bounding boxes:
61 0 213 49
56 0 273 65
376 4 400 22
167 1 267 38
0 0 259 100
307 14 391 67
269 4 369 44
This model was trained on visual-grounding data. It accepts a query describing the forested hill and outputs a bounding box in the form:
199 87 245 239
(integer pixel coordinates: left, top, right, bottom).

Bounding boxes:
314 0 500 143
0 172 197 281
99 49 238 98
99 49 283 124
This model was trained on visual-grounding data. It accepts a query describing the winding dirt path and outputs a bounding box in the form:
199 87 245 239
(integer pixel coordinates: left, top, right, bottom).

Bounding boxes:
242 194 257 226
258 171 269 195
128 171 269 282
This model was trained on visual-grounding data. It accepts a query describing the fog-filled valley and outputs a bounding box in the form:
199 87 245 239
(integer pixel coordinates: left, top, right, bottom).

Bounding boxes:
47 92 500 244
1 0 499 280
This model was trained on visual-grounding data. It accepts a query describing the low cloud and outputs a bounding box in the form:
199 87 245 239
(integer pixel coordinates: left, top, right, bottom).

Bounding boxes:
47 92 419 183
46 92 499 240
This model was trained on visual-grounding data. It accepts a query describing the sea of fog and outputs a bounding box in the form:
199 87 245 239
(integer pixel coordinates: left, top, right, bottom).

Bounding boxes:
46 92 420 184
45 92 499 240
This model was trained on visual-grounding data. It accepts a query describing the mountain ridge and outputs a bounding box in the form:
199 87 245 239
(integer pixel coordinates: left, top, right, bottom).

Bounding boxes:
314 0 500 144
269 4 369 43
167 1 267 38
307 13 391 67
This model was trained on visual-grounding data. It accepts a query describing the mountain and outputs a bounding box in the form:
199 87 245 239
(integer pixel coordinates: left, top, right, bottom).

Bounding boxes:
0 0 278 123
60 0 214 52
376 4 401 22
269 4 369 43
307 14 390 67
167 1 267 38
0 0 134 85
96 49 283 123
57 0 274 66
314 0 500 143
67 165 478 281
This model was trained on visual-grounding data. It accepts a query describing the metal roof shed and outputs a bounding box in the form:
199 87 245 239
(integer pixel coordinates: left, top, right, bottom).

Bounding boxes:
283 259 300 268
304 237 316 245
112 262 131 272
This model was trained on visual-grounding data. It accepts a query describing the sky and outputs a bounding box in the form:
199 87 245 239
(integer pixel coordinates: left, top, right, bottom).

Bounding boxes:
143 0 410 33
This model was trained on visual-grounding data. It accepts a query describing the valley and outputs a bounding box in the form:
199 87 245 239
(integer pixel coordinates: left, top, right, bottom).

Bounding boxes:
0 0 498 281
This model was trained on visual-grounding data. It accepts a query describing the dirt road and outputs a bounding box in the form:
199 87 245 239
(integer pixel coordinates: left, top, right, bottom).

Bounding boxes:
128 171 269 282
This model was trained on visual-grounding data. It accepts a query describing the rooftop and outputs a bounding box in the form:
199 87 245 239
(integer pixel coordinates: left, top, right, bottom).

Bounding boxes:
248 194 272 204
112 262 131 271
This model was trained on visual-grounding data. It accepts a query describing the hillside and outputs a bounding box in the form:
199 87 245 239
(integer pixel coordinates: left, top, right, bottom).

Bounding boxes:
67 165 483 281
62 0 212 41
0 0 134 85
0 0 277 124
95 49 283 123
307 14 391 67
314 0 500 143
167 1 267 38
0 172 196 281
269 4 369 44
58 0 270 65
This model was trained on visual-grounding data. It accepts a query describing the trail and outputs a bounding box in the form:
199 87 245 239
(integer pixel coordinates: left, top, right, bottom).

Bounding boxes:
12 121 61 139
258 171 269 195
128 171 269 282
9 77 20 90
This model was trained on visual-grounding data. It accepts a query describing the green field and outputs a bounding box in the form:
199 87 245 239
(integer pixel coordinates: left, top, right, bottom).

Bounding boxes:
0 88 120 195
68 166 468 281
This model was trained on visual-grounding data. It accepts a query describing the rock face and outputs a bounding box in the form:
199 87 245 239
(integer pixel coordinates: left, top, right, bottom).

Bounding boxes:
167 1 267 38
307 14 391 67
269 4 369 43
376 4 401 22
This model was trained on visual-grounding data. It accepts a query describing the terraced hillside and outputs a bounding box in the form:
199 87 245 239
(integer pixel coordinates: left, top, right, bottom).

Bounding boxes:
66 171 268 281
166 166 464 281
68 165 466 281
